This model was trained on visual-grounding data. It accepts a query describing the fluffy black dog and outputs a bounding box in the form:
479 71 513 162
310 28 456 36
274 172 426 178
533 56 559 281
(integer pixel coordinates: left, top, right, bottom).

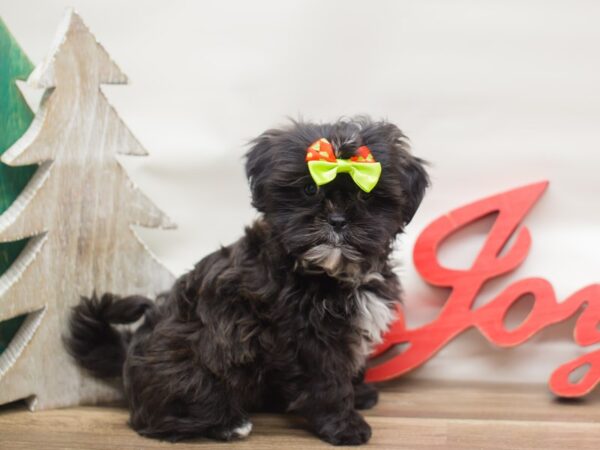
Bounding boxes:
67 118 428 445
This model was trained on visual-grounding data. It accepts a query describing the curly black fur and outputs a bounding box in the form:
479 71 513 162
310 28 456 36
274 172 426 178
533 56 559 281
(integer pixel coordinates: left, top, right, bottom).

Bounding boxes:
67 117 429 445
67 293 153 378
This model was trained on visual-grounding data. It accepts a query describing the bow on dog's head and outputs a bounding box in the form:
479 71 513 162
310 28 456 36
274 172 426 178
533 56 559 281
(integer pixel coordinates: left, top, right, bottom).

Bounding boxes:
305 138 382 193
246 118 429 279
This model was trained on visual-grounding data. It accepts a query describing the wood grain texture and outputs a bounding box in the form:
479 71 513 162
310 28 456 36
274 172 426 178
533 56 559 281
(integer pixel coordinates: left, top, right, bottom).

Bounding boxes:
0 9 174 410
0 17 36 354
1 379 600 449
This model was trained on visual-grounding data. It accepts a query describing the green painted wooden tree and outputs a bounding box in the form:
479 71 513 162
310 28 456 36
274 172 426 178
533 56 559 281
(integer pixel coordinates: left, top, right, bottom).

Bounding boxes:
0 18 36 354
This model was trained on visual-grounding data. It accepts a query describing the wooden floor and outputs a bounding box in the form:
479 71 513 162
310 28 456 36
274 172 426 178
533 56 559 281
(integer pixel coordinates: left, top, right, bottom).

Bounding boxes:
1 378 600 449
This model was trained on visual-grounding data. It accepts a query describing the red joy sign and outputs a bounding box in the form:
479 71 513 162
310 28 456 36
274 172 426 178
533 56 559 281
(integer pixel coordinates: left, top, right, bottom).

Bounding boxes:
366 181 600 397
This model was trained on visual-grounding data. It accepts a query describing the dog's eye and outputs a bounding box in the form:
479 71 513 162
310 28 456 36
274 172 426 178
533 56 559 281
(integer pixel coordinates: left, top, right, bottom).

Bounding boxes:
303 182 318 196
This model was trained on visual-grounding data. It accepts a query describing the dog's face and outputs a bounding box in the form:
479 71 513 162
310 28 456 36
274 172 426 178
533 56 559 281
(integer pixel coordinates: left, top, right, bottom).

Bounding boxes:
245 118 429 278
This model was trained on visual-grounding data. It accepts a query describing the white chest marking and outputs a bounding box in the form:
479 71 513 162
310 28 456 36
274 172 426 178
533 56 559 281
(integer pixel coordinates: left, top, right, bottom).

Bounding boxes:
354 289 396 353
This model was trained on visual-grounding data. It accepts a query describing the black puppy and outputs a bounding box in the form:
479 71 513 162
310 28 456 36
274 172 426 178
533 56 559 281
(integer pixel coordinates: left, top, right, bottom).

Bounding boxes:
67 117 429 445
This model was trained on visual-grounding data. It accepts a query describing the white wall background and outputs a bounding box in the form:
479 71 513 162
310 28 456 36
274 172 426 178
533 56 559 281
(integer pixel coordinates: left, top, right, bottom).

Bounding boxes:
2 0 600 386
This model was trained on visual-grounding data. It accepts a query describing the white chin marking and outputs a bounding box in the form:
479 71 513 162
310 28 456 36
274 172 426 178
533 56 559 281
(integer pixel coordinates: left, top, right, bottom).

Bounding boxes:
232 420 253 438
302 244 342 272
300 244 362 279
322 247 343 272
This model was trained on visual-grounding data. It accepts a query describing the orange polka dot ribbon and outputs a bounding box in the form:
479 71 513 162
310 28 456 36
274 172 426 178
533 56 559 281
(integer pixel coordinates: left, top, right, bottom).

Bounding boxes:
305 138 382 193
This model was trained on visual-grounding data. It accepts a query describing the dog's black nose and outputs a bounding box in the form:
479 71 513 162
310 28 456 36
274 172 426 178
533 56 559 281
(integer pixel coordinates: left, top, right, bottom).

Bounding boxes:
328 213 347 230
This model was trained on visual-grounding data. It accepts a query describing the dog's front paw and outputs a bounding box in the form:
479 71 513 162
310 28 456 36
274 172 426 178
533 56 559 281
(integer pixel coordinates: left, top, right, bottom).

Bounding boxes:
354 382 379 410
314 411 372 446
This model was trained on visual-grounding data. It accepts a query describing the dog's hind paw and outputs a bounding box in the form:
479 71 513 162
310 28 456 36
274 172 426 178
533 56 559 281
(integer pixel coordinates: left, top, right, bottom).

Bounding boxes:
210 419 253 441
232 420 253 438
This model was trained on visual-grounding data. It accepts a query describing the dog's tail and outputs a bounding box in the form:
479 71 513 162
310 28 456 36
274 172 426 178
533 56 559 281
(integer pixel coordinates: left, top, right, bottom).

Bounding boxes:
66 293 153 379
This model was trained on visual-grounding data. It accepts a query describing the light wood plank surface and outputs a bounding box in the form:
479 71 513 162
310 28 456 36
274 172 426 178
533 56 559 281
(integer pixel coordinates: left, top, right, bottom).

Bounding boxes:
1 378 600 449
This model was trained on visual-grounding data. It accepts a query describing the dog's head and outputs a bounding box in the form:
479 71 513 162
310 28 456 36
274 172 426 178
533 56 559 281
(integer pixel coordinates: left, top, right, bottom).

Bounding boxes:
245 118 429 279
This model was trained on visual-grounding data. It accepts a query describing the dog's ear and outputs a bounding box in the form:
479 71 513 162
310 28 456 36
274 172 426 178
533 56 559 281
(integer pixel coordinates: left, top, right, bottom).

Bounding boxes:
245 132 275 213
362 120 430 226
401 155 429 226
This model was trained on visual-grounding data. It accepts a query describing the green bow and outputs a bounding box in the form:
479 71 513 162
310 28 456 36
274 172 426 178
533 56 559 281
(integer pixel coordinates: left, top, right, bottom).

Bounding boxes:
307 159 382 193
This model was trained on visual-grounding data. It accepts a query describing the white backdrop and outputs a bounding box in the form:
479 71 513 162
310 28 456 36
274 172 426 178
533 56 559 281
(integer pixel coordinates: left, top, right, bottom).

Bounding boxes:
2 0 600 386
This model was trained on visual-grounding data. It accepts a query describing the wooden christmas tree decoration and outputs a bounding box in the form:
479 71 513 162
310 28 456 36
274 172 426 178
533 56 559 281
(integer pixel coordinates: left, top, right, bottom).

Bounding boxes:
0 18 36 355
0 9 175 410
